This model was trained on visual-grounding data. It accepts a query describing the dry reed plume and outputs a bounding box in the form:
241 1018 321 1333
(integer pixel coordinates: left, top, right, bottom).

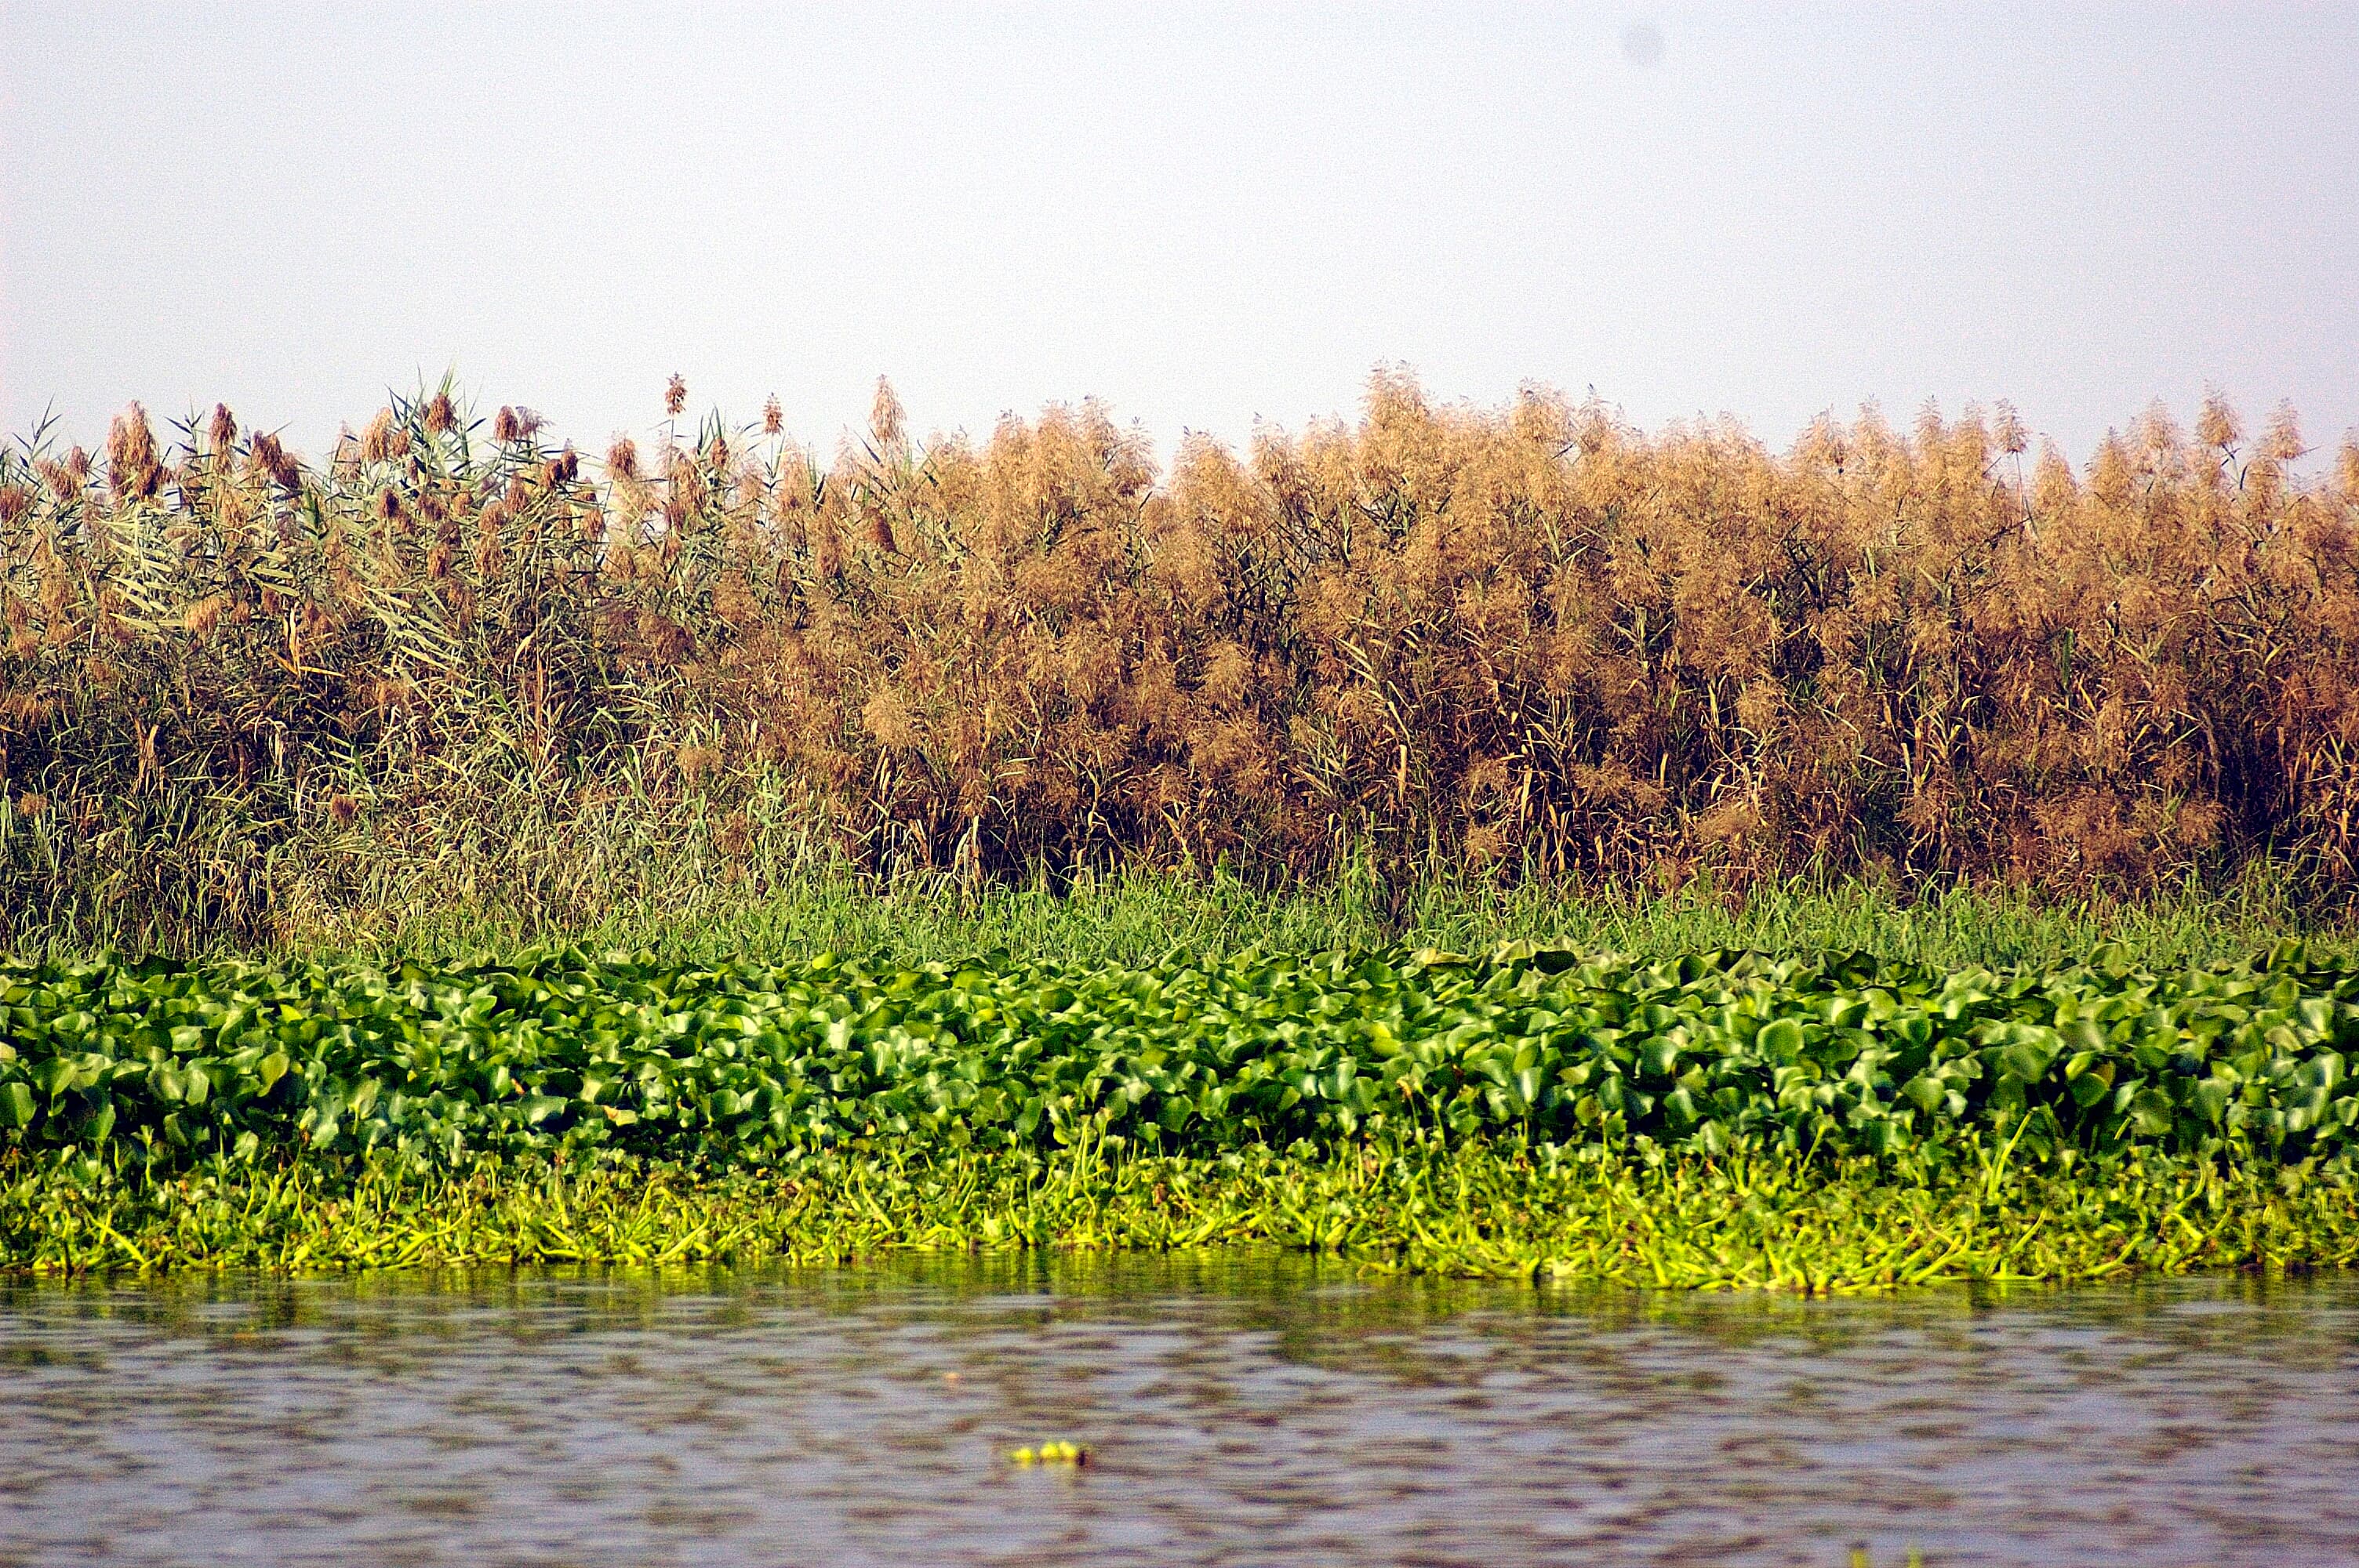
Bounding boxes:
4 374 2357 947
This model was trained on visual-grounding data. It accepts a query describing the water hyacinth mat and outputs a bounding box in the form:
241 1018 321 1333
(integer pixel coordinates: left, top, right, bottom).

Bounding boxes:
5 939 2358 1286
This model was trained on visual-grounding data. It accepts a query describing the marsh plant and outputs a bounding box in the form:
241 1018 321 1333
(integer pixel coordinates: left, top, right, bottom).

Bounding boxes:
3 376 2358 951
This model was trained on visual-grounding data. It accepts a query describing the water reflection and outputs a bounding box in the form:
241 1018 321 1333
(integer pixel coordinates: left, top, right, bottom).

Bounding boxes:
1 1256 2354 1566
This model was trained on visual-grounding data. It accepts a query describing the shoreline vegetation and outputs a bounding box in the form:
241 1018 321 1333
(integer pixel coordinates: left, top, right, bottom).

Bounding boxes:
3 377 2359 950
6 378 2359 1285
5 880 2359 1284
16 1142 2359 1289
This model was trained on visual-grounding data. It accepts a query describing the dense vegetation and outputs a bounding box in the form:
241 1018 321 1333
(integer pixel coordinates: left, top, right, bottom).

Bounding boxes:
5 378 2359 950
5 882 2358 1280
16 1139 2359 1287
3 928 2356 1283
8 376 2358 1285
9 942 2359 1174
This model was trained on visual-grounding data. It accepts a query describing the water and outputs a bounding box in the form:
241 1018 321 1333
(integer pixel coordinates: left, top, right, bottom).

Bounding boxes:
2 1257 2356 1567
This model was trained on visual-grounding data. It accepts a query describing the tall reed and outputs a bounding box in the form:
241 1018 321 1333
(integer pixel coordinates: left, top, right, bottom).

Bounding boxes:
4 376 2357 949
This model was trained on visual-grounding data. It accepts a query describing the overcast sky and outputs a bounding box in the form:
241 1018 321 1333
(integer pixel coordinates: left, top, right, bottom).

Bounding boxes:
3 2 2354 470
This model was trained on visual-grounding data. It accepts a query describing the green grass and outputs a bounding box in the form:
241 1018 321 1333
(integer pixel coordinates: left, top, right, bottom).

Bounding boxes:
88 862 2353 975
7 811 2344 971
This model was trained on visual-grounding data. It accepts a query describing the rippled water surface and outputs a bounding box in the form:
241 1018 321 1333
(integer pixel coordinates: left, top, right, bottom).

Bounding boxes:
3 1256 2357 1566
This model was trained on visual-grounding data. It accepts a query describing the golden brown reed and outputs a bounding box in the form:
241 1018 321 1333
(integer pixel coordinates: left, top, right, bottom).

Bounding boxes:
3 374 2358 945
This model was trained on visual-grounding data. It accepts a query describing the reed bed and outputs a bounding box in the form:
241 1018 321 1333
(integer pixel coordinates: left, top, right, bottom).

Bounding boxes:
5 377 2358 951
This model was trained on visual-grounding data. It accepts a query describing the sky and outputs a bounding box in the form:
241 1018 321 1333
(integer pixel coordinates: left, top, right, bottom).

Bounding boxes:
2 2 2354 471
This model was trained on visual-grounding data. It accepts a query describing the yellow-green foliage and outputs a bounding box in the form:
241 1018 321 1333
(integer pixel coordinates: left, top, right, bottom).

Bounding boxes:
5 377 2358 946
11 1142 2359 1288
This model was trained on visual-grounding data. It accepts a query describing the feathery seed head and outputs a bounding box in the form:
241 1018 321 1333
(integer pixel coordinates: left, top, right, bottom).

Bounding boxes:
493 406 522 445
2196 390 2241 452
208 403 239 452
861 687 919 750
2259 402 2306 465
423 392 456 435
2136 400 2183 457
608 437 638 480
360 408 397 465
2031 440 2077 517
107 405 162 501
764 396 783 436
666 375 688 416
249 431 300 492
1914 397 1945 448
871 376 905 449
2089 432 2132 506
1994 401 2027 456
1795 415 1849 473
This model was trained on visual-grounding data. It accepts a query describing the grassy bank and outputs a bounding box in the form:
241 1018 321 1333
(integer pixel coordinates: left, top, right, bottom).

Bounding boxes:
355 866 2347 975
10 863 2341 975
